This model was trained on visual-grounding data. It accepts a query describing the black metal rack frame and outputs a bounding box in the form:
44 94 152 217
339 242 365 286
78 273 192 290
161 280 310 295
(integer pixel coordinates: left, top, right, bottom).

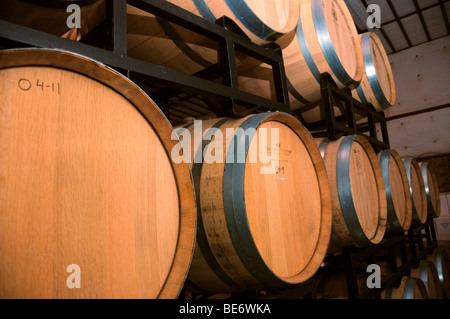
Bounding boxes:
0 0 291 118
293 73 390 152
407 219 438 268
318 233 409 299
317 220 438 299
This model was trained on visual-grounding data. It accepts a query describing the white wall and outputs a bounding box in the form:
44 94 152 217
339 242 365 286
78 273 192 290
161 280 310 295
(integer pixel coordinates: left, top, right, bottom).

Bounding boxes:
386 36 450 117
382 108 450 158
372 36 450 158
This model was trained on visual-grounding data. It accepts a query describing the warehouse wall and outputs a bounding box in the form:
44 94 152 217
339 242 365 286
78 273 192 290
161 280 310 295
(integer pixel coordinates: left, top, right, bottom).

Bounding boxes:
379 35 450 159
386 36 449 117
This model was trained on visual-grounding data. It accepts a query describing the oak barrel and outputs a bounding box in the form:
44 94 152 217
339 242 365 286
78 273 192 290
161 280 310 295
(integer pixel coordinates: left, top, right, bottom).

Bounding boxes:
383 276 429 299
403 158 428 226
0 48 196 299
127 3 219 75
239 0 364 123
411 260 443 299
378 150 412 233
316 136 387 251
168 0 300 45
127 0 300 75
427 247 450 299
175 112 332 292
419 162 441 218
352 32 396 111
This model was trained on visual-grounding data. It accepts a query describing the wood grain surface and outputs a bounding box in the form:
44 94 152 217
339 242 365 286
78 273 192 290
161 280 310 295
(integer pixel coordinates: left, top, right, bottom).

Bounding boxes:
0 49 196 299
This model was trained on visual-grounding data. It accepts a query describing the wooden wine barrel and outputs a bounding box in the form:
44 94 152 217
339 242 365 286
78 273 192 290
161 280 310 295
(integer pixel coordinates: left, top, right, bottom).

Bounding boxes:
403 158 427 226
176 112 332 292
411 260 443 299
419 162 441 218
0 48 196 299
352 32 396 111
378 150 412 233
127 3 219 75
427 247 450 299
0 0 104 36
239 0 364 123
316 136 387 251
168 0 300 45
127 0 299 75
383 276 429 299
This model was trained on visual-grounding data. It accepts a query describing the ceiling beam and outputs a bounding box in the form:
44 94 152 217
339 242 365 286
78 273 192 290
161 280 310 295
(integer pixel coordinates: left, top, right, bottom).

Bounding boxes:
386 0 413 48
378 2 443 28
438 0 450 35
412 0 431 42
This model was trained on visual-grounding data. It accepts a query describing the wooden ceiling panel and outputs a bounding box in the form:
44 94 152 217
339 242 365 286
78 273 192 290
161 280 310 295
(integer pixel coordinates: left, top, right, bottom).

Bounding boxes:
382 22 410 51
344 0 449 54
418 0 439 9
419 0 439 9
401 14 429 45
392 0 416 17
423 6 448 39
365 0 395 24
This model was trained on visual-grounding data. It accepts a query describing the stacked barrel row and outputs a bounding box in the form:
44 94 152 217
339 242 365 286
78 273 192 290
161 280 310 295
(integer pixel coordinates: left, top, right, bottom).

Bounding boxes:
0 0 447 300
1 0 398 115
124 0 397 122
